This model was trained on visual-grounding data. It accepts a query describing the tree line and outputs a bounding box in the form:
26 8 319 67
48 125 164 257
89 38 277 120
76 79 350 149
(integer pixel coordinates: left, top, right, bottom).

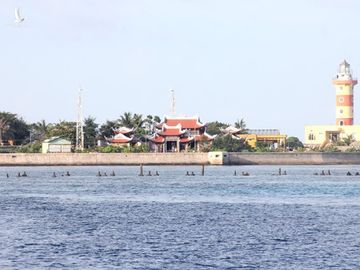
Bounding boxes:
0 111 303 153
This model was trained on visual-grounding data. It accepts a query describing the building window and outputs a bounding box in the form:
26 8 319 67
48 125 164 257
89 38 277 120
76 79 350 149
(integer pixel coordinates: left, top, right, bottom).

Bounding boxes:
339 86 343 90
339 97 344 103
340 109 343 114
340 121 344 126
308 133 315 140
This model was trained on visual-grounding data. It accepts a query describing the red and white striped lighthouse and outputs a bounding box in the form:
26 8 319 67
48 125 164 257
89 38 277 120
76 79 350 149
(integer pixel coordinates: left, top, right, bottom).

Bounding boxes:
333 60 357 126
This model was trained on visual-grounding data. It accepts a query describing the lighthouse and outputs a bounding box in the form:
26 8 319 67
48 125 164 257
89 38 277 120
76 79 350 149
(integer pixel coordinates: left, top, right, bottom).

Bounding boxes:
333 60 358 126
305 61 360 147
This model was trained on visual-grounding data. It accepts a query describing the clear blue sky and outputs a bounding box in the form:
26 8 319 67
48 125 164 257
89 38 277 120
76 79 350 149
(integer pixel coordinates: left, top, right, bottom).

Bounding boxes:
1 0 360 139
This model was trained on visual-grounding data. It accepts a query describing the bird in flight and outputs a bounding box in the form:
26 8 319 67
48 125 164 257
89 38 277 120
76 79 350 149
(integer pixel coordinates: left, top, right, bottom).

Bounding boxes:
15 8 25 24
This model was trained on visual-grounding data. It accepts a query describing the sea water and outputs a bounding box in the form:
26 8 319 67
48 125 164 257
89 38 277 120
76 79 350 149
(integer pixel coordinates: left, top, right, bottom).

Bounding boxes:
1 165 360 269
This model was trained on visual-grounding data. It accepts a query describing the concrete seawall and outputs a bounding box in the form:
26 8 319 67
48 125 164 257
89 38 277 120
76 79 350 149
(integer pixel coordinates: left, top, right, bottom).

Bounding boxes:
0 153 209 166
225 152 360 165
1 152 360 166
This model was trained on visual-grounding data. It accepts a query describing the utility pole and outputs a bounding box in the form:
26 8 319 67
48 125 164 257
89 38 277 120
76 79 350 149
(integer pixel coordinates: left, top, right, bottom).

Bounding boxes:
75 88 84 151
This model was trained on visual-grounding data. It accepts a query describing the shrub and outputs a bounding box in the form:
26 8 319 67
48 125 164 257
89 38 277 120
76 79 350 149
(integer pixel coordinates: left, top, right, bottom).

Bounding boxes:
16 143 42 153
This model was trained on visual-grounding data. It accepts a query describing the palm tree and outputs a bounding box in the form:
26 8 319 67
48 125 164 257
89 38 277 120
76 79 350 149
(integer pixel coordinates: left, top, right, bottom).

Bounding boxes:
99 120 117 137
234 118 247 133
32 120 51 141
118 112 145 129
132 113 145 129
119 112 133 127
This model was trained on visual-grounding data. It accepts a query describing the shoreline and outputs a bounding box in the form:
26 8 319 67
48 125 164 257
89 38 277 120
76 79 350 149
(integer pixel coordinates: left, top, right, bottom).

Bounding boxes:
0 152 360 166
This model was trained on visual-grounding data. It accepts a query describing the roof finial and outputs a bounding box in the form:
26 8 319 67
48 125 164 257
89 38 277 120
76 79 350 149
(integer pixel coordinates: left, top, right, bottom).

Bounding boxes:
170 89 176 116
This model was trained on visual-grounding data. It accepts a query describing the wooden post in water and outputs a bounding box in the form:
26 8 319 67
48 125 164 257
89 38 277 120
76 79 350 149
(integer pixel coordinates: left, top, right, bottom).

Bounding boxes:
201 165 205 176
139 164 144 176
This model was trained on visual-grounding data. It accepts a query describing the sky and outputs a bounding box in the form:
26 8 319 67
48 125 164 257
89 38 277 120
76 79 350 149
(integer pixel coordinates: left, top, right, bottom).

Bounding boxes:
1 0 360 139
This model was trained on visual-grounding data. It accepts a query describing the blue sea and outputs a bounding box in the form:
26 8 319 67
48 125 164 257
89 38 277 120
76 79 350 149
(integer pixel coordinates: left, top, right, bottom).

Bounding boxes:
1 165 360 269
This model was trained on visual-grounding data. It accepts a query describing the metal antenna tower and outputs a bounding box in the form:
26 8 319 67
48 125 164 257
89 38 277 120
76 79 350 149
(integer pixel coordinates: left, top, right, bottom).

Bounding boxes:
75 88 84 151
170 89 176 116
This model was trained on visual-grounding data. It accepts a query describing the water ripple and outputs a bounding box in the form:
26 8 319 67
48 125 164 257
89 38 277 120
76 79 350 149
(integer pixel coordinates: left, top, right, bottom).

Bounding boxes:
1 165 360 269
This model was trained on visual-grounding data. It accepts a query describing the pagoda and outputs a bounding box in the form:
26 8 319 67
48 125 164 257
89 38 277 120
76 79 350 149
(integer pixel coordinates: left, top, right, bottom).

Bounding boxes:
106 127 135 147
148 116 215 152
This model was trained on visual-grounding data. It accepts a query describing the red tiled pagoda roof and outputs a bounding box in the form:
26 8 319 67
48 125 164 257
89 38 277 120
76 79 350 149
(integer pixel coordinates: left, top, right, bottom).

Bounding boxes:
113 127 135 135
180 137 194 143
157 116 205 129
158 124 186 136
148 134 165 143
107 133 133 143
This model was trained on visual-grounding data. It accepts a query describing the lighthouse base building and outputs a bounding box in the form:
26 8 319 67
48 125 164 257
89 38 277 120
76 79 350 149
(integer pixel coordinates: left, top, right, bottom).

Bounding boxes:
305 60 360 147
304 125 360 147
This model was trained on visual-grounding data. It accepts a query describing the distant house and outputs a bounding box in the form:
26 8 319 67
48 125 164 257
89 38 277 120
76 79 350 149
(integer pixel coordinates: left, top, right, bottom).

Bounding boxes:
42 137 73 153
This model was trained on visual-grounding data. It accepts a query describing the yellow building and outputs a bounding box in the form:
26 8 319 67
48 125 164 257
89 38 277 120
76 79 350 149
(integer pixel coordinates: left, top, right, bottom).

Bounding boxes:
221 127 287 148
237 129 287 148
305 60 358 147
304 125 360 147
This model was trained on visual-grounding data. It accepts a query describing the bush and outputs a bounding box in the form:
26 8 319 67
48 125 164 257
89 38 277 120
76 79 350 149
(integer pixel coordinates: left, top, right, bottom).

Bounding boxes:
96 144 151 153
320 145 341 152
130 144 150 153
286 136 304 149
255 142 274 152
96 145 123 153
345 147 360 152
211 135 250 152
16 143 42 153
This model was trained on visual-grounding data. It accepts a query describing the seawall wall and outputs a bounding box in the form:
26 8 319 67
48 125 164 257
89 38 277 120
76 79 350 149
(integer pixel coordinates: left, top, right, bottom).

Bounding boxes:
0 153 209 166
0 152 360 166
226 152 360 165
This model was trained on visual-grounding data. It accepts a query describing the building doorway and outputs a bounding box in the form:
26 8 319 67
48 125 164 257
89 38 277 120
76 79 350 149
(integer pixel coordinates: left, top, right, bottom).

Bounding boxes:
328 132 339 142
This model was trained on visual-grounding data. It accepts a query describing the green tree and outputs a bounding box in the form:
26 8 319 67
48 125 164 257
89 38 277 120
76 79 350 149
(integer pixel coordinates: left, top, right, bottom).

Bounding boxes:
17 142 42 153
211 134 249 152
99 120 117 138
342 134 355 146
143 114 162 134
84 116 99 148
255 141 273 152
96 145 123 153
153 115 161 123
234 118 247 131
0 117 9 145
286 136 304 149
119 112 133 127
0 112 29 145
47 121 77 144
118 112 145 128
30 119 52 142
132 113 145 129
206 121 229 136
118 112 146 137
